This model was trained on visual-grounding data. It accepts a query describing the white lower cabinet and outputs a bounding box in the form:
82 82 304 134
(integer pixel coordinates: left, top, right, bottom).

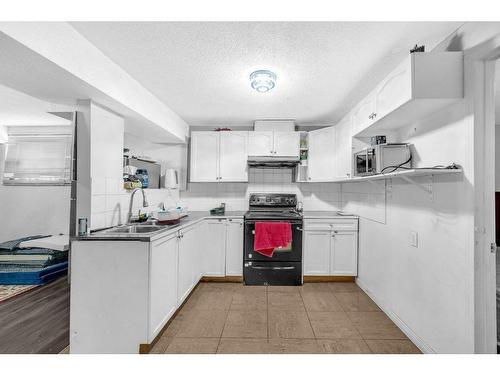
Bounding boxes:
149 233 178 340
303 230 331 275
330 232 358 276
225 219 244 276
303 218 358 276
204 219 227 276
177 222 203 305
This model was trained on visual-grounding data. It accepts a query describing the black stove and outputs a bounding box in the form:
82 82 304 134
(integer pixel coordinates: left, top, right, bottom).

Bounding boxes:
243 193 303 286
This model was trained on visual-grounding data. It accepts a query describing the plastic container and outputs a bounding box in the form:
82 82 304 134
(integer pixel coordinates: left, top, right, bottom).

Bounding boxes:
136 169 149 188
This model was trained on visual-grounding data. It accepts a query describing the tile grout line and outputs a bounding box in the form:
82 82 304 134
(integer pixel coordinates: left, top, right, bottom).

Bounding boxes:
297 285 318 346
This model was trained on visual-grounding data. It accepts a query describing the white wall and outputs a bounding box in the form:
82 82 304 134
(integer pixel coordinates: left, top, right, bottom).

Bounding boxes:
86 107 180 230
341 22 500 353
0 143 70 242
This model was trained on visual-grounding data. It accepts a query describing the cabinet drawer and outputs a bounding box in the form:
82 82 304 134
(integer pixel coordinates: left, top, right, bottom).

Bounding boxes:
304 219 358 232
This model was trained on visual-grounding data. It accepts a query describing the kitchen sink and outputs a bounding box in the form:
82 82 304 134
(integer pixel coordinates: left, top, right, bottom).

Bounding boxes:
103 225 165 234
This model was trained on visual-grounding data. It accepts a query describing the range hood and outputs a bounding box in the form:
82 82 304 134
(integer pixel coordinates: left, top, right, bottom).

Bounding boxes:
247 156 300 169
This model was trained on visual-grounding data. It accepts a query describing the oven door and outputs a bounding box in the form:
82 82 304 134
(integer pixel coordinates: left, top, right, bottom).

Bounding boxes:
244 219 302 262
243 261 302 286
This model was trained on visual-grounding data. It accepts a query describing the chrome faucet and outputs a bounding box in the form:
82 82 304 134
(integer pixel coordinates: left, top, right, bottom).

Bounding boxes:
127 188 149 224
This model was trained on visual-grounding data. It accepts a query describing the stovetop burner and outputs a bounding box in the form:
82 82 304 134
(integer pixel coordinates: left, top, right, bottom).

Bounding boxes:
245 193 302 220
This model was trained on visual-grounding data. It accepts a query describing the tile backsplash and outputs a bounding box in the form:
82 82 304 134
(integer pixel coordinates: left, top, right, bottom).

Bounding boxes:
179 169 342 212
90 177 179 229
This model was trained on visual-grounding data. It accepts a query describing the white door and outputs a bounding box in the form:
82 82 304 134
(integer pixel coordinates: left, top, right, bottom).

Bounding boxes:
336 116 353 179
248 131 274 156
190 132 219 182
307 126 337 182
225 219 244 276
352 92 377 135
203 219 227 276
219 131 248 182
273 131 300 157
303 230 331 275
375 59 412 121
149 234 178 340
330 232 358 276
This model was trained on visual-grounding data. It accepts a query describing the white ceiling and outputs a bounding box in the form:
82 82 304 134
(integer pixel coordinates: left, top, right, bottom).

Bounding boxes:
0 84 71 126
70 22 463 127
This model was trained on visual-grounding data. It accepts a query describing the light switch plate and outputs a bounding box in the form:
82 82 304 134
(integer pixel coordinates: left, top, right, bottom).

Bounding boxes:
410 231 418 247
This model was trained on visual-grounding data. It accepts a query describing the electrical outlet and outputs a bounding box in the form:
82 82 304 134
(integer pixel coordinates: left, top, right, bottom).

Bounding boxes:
410 231 418 247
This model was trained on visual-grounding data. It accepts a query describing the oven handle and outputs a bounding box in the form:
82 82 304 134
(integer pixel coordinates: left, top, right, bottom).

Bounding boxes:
251 227 302 234
250 266 296 270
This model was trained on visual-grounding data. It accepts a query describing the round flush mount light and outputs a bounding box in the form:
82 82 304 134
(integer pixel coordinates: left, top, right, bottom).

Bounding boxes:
250 70 276 93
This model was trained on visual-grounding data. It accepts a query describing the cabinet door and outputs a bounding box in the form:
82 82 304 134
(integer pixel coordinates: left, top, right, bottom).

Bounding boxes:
331 232 358 276
273 131 300 157
225 219 244 276
335 116 353 179
219 131 248 182
376 59 412 121
248 131 274 156
190 132 219 182
203 219 227 276
177 225 199 304
303 230 331 275
351 93 376 135
307 126 337 182
149 234 178 340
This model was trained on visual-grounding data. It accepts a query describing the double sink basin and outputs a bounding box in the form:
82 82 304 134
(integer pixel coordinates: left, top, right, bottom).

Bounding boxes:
98 221 179 235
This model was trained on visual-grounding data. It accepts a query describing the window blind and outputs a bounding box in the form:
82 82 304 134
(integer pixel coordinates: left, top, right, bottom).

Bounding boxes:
2 128 73 185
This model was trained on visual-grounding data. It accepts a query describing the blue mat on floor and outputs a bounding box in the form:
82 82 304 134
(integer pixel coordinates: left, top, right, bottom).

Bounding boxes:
0 262 68 285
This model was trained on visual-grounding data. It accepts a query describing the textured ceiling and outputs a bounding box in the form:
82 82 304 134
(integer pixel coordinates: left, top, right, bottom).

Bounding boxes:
70 22 463 127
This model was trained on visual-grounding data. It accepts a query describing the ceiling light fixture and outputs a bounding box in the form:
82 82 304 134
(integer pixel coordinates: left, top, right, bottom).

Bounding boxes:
250 70 276 93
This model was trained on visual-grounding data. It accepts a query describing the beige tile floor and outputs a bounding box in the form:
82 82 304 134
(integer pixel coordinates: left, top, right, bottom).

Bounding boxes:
149 282 421 354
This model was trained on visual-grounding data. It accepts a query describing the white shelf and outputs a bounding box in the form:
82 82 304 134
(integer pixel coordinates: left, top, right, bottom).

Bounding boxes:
333 168 462 183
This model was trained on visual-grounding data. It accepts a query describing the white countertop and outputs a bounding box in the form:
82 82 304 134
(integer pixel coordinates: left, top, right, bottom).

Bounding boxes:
303 211 358 219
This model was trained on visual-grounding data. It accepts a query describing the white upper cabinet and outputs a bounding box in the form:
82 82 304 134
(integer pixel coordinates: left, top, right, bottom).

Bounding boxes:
248 131 274 156
335 116 353 179
225 219 244 276
219 131 248 182
375 60 412 121
307 126 337 182
354 52 463 137
273 131 300 157
248 131 299 157
190 131 248 182
351 91 377 135
190 132 219 182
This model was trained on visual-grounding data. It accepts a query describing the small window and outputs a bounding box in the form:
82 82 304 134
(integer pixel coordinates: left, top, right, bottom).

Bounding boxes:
2 126 73 185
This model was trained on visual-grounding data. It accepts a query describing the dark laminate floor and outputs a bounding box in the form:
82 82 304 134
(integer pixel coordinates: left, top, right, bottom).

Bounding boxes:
0 276 70 354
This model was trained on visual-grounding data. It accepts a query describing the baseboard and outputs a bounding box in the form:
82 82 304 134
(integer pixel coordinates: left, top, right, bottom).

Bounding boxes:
303 276 355 282
201 276 243 282
355 278 435 354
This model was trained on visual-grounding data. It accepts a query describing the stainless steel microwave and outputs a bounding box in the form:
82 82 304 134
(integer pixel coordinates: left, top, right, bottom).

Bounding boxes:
353 144 411 176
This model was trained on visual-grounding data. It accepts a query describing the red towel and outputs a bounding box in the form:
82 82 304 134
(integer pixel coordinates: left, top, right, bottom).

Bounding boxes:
254 222 292 258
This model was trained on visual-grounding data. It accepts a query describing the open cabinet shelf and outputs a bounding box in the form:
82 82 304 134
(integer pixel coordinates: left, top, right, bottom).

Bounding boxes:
333 167 463 183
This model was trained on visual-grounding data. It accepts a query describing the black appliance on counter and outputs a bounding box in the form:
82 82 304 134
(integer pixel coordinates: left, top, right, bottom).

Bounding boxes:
243 193 303 286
